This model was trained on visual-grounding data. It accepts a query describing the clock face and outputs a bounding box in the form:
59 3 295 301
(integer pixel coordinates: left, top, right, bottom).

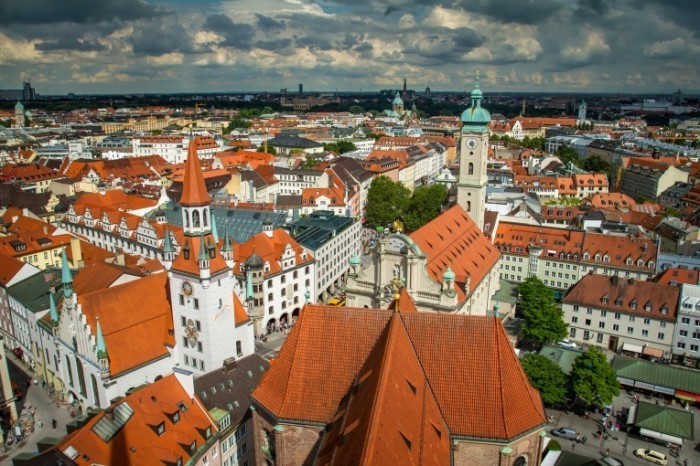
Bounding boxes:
386 236 406 254
466 138 478 150
182 281 193 296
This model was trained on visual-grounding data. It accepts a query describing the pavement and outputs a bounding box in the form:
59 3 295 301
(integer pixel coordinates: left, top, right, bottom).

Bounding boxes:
254 329 289 360
548 389 699 466
0 350 76 464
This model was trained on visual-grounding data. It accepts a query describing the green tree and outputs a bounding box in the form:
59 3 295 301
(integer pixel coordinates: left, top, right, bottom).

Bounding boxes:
366 131 382 140
365 176 411 228
257 144 276 155
403 184 448 231
570 348 620 409
582 155 611 174
301 159 321 169
556 145 582 168
349 105 365 114
521 354 569 405
324 140 357 154
517 276 568 346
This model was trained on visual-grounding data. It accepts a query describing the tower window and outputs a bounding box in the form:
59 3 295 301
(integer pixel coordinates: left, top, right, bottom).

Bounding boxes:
193 210 200 228
468 163 474 175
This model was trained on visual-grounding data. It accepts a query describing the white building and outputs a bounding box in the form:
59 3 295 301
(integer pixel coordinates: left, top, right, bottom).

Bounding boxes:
673 284 700 368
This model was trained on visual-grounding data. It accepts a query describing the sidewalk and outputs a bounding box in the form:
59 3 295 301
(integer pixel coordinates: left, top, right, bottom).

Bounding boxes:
254 331 288 360
0 351 74 463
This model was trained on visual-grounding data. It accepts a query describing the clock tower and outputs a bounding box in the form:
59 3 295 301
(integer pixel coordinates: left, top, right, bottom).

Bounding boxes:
163 139 254 376
457 75 490 232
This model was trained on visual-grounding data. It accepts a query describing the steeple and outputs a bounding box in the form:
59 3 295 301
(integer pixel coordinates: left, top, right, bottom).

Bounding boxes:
61 248 73 298
96 317 107 359
211 213 219 243
181 138 210 207
49 293 59 326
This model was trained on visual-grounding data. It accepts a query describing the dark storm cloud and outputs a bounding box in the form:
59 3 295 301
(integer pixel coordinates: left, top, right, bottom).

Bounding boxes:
131 15 198 55
35 37 106 52
452 28 484 53
0 0 161 25
576 0 611 15
295 36 333 51
447 0 565 24
255 14 286 32
204 14 255 50
633 0 700 36
256 38 292 50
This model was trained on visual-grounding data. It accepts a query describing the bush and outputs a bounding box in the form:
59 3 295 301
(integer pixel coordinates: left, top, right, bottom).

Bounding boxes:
547 439 562 451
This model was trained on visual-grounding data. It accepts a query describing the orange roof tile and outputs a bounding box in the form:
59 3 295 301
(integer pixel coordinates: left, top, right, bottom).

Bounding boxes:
180 140 210 206
171 234 229 277
233 292 250 326
76 273 175 376
252 306 546 441
0 252 29 286
55 374 217 466
652 267 699 286
410 205 501 297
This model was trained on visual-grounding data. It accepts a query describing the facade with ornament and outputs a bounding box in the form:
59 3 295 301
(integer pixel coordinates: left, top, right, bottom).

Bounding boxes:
36 141 255 413
345 78 501 315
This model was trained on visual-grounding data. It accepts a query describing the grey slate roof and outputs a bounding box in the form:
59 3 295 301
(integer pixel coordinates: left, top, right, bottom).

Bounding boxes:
268 134 323 149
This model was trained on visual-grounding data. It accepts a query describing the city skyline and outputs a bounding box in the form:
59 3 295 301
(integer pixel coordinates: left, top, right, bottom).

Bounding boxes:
0 0 699 95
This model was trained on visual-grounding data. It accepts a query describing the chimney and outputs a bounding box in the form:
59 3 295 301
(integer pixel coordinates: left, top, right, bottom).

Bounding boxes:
70 237 84 268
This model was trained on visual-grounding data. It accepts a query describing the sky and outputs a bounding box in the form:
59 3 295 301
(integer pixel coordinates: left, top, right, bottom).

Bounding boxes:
0 0 699 95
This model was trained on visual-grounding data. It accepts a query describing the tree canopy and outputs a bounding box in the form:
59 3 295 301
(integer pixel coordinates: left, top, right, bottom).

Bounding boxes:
517 276 568 346
403 184 448 231
556 145 582 168
365 176 411 228
570 347 620 409
323 140 357 154
257 144 276 155
520 353 569 406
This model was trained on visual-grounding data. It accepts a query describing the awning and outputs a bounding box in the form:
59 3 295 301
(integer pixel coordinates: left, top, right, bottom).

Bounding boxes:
617 377 635 386
635 381 655 391
643 346 664 358
627 405 637 425
654 385 675 395
621 343 643 353
639 428 683 446
675 390 700 402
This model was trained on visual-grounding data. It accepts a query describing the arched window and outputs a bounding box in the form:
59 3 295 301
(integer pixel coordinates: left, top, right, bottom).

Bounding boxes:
513 456 528 466
468 163 474 175
467 201 471 211
75 356 87 397
91 374 101 407
185 211 190 228
203 209 208 227
192 210 200 228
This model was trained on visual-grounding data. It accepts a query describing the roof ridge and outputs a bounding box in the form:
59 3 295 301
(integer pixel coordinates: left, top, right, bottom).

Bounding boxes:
495 317 509 438
277 306 310 416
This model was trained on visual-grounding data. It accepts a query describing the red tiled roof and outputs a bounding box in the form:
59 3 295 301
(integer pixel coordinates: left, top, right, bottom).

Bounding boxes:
55 374 217 466
171 234 229 277
410 205 501 298
180 139 210 206
564 274 679 321
0 252 29 286
252 306 546 441
76 273 175 376
652 267 699 286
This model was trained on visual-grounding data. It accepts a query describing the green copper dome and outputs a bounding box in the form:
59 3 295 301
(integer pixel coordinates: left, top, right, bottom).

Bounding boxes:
392 91 404 106
443 265 455 281
461 76 491 125
349 253 361 267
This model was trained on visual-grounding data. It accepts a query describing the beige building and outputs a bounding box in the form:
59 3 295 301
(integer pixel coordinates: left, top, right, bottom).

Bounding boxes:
562 274 678 355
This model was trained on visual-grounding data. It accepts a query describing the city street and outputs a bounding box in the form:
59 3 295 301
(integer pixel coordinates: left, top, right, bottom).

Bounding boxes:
548 389 699 466
0 351 76 464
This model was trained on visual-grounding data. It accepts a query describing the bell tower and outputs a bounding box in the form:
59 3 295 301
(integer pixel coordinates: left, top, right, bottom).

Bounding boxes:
165 139 253 375
457 74 490 231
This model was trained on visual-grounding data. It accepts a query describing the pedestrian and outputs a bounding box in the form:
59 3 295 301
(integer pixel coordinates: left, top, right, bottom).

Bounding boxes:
572 443 576 452
41 380 46 389
582 436 587 445
605 448 610 456
684 458 688 466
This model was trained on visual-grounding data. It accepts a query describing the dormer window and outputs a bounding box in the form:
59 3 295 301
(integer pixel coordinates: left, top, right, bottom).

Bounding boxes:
603 255 610 263
661 306 668 315
630 301 637 309
172 412 180 424
157 422 165 435
615 298 622 306
637 259 644 266
648 261 655 269
190 441 196 454
602 295 609 304
595 254 601 261
626 258 632 265
645 303 652 311
583 253 589 260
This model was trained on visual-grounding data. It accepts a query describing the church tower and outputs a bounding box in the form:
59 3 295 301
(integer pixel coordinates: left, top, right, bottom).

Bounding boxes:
164 139 253 375
578 99 587 125
457 75 490 231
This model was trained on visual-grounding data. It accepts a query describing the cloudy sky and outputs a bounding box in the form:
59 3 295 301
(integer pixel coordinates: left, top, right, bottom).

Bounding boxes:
0 0 698 95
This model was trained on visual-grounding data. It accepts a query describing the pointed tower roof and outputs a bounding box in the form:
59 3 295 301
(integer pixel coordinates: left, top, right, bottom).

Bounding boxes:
199 235 209 261
180 138 210 207
163 226 174 253
61 248 73 298
96 317 107 359
222 231 232 252
50 293 59 325
211 213 219 243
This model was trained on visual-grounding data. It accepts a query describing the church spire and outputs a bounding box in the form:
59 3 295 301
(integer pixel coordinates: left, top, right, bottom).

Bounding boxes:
61 248 73 298
50 293 59 326
180 138 210 207
96 317 107 359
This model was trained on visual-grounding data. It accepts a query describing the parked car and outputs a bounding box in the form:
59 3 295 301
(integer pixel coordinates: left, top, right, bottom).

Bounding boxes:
597 455 624 466
633 449 667 465
550 427 577 440
558 339 577 349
